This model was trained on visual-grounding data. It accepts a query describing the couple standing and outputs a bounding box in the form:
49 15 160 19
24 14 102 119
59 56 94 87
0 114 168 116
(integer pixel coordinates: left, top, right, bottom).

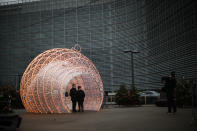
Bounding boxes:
70 84 85 112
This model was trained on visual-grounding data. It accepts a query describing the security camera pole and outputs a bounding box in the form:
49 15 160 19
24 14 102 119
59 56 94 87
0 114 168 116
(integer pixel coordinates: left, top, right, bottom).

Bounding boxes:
123 50 140 90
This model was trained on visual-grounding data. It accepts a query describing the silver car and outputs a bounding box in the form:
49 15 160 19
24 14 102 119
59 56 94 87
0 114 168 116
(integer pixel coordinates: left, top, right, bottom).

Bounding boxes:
139 91 160 97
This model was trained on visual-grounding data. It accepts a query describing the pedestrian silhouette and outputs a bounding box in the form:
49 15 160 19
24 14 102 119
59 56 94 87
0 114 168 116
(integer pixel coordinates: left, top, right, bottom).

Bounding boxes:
166 71 177 114
77 86 85 112
70 84 77 112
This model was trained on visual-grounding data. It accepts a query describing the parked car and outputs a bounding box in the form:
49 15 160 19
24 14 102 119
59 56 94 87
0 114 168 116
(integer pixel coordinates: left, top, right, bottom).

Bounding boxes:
155 92 168 107
139 91 160 97
138 91 160 104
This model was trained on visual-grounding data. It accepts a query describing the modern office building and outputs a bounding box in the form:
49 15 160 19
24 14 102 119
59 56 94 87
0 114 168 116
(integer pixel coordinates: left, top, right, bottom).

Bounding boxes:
0 0 196 92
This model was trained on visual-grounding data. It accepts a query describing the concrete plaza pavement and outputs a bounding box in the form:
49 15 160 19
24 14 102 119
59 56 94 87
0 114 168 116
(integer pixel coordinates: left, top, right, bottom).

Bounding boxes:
16 106 197 131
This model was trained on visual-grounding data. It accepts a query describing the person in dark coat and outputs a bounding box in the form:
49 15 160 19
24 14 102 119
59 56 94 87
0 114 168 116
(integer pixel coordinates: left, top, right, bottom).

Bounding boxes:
166 71 177 114
77 86 85 112
70 84 77 112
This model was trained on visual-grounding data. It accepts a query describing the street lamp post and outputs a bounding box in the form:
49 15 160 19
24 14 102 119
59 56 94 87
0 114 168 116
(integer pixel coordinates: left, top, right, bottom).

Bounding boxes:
123 50 140 90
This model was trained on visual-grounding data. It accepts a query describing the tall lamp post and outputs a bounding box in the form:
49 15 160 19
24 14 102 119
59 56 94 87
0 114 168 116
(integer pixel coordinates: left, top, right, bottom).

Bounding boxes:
123 50 140 90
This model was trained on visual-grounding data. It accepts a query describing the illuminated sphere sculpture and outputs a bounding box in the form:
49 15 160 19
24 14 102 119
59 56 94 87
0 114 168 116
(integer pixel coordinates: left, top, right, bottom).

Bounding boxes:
20 48 104 113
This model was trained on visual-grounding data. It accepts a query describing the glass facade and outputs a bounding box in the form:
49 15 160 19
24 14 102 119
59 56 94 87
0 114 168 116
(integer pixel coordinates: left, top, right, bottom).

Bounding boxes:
144 0 197 89
0 0 196 91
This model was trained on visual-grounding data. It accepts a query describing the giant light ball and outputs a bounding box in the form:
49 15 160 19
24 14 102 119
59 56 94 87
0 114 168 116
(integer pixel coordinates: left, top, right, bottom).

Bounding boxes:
20 48 104 113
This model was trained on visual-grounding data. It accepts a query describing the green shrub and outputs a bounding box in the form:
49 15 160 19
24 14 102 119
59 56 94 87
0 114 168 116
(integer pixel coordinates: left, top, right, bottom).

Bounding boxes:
115 84 140 106
176 78 192 107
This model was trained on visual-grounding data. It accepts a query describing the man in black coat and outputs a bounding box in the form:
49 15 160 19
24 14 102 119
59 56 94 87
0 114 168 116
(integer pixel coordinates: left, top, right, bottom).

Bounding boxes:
77 86 85 112
166 71 177 114
70 84 77 112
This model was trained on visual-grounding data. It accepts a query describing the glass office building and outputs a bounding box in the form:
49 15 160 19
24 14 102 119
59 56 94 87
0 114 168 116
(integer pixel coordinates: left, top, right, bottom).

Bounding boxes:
0 0 196 91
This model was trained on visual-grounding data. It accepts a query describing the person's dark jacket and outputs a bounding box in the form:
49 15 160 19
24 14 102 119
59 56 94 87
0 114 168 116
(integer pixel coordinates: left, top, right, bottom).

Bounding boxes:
70 88 77 101
162 77 170 92
166 77 177 97
77 90 85 102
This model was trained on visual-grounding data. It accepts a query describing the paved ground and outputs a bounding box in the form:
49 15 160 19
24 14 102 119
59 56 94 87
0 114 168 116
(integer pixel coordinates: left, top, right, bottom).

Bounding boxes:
15 106 197 131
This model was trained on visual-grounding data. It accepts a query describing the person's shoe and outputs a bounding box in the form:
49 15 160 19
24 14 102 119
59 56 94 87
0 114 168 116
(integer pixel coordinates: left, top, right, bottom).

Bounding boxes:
78 110 80 112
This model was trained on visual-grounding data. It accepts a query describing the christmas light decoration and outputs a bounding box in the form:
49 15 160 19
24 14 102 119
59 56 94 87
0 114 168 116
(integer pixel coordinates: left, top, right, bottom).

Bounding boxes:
20 48 104 113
